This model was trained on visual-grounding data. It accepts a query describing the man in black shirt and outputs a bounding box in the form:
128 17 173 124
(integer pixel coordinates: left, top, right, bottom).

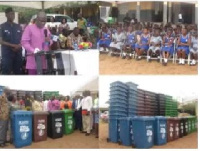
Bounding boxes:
123 13 131 26
0 7 22 75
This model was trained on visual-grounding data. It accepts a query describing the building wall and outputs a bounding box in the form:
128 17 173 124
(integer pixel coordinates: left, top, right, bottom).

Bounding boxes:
117 2 155 22
116 1 196 24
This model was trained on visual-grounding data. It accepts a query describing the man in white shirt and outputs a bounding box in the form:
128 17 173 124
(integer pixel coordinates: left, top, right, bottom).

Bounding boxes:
77 91 93 136
178 13 183 23
43 97 49 111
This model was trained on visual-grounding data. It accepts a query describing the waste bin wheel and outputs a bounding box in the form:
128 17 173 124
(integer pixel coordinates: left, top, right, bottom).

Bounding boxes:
118 141 122 145
107 138 110 142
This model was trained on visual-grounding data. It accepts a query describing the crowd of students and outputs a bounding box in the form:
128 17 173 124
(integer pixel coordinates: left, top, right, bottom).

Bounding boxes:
0 88 99 147
98 22 198 66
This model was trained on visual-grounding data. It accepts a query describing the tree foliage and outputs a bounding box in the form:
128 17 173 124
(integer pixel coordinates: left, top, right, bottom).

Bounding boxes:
179 101 197 115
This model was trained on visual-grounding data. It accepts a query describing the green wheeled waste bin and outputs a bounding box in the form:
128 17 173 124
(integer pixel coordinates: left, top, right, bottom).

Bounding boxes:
187 116 193 134
63 109 74 134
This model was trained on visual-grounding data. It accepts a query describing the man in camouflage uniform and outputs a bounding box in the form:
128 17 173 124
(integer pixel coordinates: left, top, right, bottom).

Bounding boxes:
0 89 10 147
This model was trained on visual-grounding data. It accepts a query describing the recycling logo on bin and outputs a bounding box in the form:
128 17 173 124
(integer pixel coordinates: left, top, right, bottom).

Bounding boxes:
169 126 173 137
19 121 30 140
175 125 179 136
185 123 188 132
118 124 120 132
146 129 153 143
160 127 166 139
37 123 45 136
130 124 134 142
55 118 62 133
68 119 73 130
181 124 184 134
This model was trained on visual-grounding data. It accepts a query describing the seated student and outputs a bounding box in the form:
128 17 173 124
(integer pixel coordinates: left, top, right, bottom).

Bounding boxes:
135 27 150 60
177 27 191 65
109 26 125 55
59 28 69 49
67 27 83 50
190 29 198 66
122 26 136 59
162 28 175 66
98 26 112 52
147 28 162 62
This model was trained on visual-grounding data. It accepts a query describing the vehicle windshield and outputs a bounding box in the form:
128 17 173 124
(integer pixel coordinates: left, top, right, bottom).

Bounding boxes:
54 16 73 22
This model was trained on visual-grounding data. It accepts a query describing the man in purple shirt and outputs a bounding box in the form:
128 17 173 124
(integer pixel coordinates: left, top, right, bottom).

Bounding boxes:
21 11 52 75
48 96 60 111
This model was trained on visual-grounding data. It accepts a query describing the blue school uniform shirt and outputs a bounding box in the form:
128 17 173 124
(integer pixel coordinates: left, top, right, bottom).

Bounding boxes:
164 36 174 47
126 32 135 45
180 34 189 44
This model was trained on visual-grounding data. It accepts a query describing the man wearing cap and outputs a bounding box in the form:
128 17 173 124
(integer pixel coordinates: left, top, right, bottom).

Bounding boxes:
0 7 23 75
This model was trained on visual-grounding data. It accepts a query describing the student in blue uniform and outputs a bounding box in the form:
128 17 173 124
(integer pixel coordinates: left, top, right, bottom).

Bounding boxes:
122 26 136 59
98 26 112 52
162 28 175 66
0 7 23 75
135 27 150 60
190 29 198 66
177 28 191 65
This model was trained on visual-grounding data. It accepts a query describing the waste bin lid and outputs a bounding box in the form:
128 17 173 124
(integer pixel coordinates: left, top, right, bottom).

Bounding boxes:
119 117 135 121
62 109 74 113
33 111 49 115
49 110 64 114
12 110 32 115
166 117 175 120
109 117 120 120
154 116 167 120
132 116 155 121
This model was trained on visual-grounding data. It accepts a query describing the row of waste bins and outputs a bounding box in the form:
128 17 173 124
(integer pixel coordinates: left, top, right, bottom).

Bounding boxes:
11 110 74 148
108 116 197 148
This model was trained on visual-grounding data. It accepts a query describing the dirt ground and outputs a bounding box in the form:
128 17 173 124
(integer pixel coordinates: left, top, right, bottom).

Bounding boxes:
4 130 99 149
99 122 198 149
99 54 198 75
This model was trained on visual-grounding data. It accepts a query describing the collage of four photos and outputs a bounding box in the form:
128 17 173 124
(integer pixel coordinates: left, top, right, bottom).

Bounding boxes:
0 0 198 149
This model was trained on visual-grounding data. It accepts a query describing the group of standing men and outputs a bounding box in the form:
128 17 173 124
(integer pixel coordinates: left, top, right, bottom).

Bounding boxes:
0 88 99 147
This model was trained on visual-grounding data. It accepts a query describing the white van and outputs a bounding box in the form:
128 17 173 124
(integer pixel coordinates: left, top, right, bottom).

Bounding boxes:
31 14 77 31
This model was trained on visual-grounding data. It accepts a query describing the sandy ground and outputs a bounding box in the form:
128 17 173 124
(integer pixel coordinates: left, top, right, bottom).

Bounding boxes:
99 54 198 75
4 130 99 149
99 122 198 149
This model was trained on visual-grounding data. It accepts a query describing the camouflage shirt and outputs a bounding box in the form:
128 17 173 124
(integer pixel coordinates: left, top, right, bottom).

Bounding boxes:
0 95 10 120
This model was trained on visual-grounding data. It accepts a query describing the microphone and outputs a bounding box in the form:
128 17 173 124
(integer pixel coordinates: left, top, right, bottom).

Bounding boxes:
43 29 49 50
44 29 47 37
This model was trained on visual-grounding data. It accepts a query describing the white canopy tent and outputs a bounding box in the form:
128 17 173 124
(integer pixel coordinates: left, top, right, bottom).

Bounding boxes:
0 1 97 10
71 77 98 96
99 0 197 4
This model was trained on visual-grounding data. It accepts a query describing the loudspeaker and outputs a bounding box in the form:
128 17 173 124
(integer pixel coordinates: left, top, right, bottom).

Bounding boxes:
111 7 118 18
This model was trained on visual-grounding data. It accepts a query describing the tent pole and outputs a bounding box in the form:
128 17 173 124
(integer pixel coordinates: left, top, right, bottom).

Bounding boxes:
42 1 44 11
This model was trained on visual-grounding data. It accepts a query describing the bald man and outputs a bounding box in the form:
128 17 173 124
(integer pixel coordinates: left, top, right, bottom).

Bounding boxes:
21 11 52 75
